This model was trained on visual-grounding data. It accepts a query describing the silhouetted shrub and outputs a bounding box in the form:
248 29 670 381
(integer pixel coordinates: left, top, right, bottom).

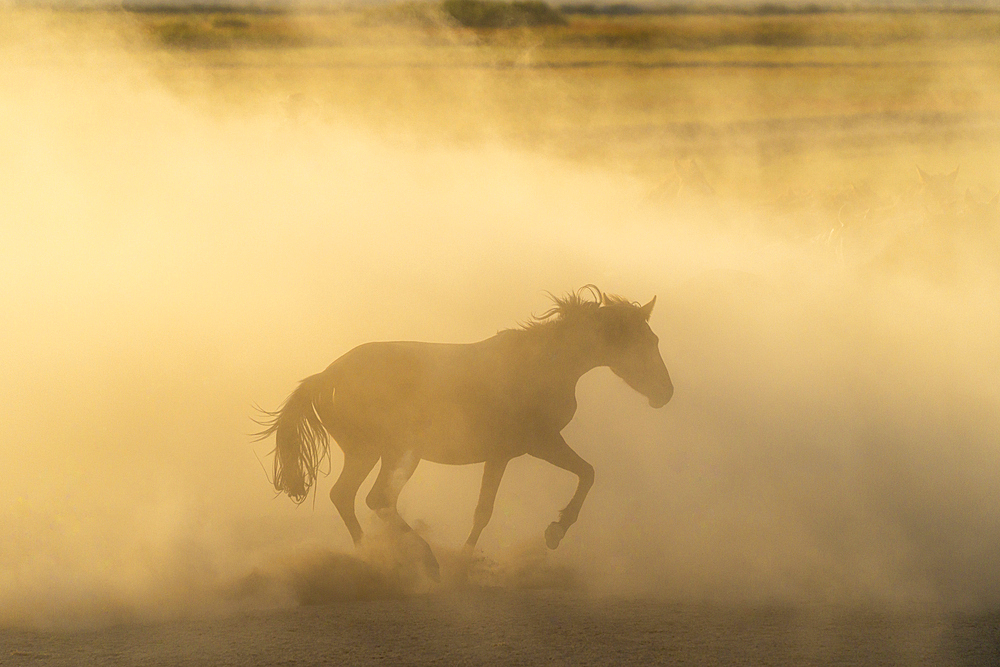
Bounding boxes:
560 3 651 15
442 0 567 28
558 2 842 16
156 19 227 47
213 17 252 29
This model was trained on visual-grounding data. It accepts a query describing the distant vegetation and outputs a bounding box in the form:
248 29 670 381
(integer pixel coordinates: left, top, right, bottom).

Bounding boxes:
559 3 845 16
558 2 1000 14
117 1 1000 19
558 4 651 16
130 8 312 48
147 16 306 48
120 2 287 14
116 1 1000 50
442 0 567 27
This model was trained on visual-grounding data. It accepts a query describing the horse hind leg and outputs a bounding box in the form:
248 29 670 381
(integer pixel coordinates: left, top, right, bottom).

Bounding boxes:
366 451 440 581
329 449 379 544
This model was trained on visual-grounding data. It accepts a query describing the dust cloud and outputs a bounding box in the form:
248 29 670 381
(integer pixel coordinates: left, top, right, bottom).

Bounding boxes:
2 7 999 631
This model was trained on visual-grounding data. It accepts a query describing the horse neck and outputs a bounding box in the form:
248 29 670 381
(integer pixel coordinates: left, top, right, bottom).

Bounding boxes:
530 319 606 382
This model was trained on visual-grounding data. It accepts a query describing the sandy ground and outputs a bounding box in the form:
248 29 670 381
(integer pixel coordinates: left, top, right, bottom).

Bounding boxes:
4 590 1000 666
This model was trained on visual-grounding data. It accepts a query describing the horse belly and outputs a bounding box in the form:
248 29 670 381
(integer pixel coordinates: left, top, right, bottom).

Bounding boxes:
418 440 491 466
405 408 500 465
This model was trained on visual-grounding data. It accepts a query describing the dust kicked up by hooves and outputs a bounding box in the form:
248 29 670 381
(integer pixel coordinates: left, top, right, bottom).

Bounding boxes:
227 532 581 607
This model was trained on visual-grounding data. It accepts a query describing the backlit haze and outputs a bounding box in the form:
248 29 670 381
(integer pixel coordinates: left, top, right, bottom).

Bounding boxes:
2 4 999 629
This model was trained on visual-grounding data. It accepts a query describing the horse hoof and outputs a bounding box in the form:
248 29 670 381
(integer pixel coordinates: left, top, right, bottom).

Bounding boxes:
545 522 566 550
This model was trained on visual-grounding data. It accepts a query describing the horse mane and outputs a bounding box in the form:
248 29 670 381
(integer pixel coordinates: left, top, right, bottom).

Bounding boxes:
518 285 644 331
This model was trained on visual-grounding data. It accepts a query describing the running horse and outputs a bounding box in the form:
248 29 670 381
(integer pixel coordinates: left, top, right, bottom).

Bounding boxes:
256 286 673 578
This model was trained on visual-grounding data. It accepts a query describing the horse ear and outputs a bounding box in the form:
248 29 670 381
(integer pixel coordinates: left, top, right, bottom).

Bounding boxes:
640 296 656 320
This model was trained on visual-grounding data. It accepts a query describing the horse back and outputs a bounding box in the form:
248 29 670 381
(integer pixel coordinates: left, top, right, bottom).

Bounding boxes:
324 337 576 464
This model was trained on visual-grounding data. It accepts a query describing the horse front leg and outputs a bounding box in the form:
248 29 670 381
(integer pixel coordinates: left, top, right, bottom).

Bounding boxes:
530 435 594 549
466 457 509 550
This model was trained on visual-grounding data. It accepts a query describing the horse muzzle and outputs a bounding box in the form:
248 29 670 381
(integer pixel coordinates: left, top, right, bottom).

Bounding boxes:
648 383 673 409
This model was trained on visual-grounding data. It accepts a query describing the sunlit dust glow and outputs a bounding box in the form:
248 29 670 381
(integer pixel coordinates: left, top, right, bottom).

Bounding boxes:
2 4 999 630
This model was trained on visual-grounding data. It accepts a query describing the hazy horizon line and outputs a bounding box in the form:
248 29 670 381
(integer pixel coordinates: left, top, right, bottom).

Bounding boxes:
10 0 1000 13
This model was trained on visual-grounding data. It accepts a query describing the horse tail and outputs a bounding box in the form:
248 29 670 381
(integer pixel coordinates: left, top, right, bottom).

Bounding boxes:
255 367 337 505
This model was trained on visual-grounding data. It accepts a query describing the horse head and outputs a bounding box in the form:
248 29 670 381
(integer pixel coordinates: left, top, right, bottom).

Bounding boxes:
598 295 673 408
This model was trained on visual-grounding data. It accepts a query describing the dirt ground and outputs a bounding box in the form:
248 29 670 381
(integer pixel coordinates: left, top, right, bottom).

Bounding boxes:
5 589 1000 666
